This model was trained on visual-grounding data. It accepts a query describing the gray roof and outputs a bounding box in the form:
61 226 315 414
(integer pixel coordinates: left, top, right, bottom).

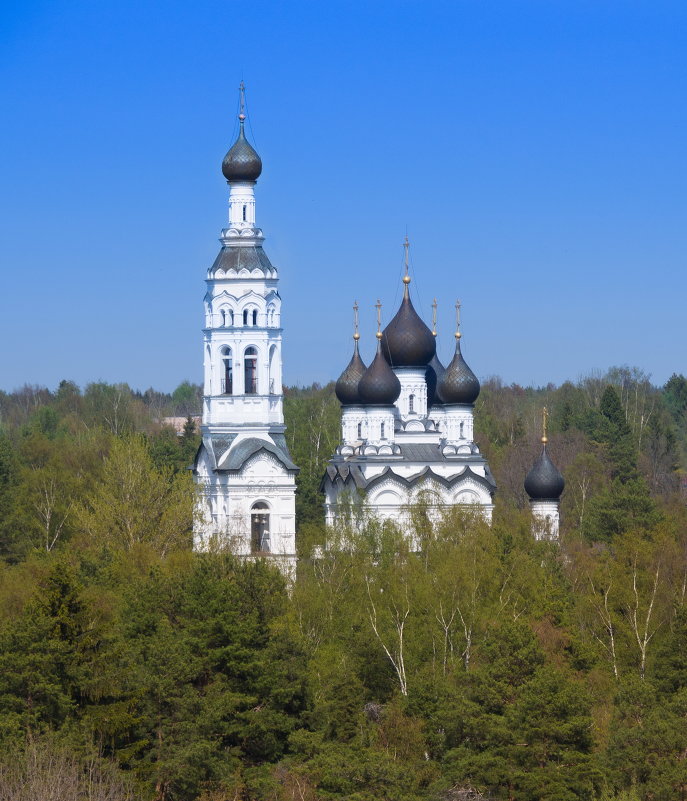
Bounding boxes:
218 436 298 473
194 434 237 471
210 246 276 276
194 433 297 474
397 443 447 462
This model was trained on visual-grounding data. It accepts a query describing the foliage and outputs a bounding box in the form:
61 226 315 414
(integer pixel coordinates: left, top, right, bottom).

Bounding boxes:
0 371 685 798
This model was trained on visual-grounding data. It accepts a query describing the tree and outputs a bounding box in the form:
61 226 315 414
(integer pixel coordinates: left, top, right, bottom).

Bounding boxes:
0 736 132 801
284 384 340 525
76 436 193 555
171 382 202 417
597 386 638 483
0 432 18 560
663 373 687 423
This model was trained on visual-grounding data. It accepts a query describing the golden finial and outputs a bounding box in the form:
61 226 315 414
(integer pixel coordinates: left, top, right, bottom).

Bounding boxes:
542 406 549 444
455 299 462 340
431 298 438 337
375 299 383 339
238 81 246 121
402 236 411 290
353 301 360 341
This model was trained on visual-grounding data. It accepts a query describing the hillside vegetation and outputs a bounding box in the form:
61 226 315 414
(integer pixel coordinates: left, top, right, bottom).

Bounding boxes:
0 368 686 801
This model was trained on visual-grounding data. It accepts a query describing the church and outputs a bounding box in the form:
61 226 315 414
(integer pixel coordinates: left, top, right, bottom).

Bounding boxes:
193 87 564 557
322 249 497 530
192 86 298 568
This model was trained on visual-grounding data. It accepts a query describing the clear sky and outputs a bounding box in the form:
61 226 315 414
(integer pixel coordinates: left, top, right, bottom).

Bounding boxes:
1 0 685 393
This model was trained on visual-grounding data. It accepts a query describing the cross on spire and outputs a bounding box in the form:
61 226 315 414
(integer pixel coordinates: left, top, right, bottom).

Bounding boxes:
402 236 411 294
239 81 246 121
375 299 382 337
542 406 549 444
455 299 462 339
432 298 438 336
353 301 360 341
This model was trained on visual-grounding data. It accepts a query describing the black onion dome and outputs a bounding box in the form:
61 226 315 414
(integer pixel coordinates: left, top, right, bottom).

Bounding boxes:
438 338 480 404
426 353 446 406
358 341 401 405
222 121 262 182
335 341 367 405
525 444 565 501
381 291 436 367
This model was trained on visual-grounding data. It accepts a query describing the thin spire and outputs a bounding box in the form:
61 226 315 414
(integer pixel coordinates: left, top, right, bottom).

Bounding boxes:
431 298 438 337
375 299 383 340
402 236 411 297
353 301 360 342
238 81 246 122
455 299 462 340
542 406 549 444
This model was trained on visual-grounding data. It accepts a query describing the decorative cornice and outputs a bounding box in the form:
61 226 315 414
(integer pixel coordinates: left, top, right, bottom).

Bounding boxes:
323 463 496 497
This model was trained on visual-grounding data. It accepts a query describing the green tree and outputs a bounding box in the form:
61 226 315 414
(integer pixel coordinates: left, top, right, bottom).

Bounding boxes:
75 435 193 555
171 381 201 417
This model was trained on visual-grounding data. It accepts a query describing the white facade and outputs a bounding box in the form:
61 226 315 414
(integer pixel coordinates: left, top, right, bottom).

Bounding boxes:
530 500 561 541
193 116 297 569
324 351 496 530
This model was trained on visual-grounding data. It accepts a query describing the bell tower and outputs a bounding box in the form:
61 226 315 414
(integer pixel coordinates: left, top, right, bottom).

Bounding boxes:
193 84 298 569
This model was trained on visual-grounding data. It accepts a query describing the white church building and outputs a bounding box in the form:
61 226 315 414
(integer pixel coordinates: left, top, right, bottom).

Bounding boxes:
193 86 564 555
322 243 497 531
193 86 298 567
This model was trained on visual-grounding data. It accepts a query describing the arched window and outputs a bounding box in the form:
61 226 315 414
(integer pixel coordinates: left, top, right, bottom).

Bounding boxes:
219 309 226 327
243 309 248 326
221 346 233 394
408 394 415 413
459 421 464 438
251 502 270 553
244 346 258 394
242 204 247 222
357 422 362 439
381 422 386 439
229 310 234 326
252 309 258 326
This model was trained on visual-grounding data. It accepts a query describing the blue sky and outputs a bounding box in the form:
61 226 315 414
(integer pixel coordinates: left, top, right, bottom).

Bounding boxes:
1 0 685 393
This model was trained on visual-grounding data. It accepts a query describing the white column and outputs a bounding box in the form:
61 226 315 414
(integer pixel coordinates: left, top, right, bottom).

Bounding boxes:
394 368 427 418
443 404 475 443
530 500 560 541
228 182 257 230
365 407 395 445
342 407 366 444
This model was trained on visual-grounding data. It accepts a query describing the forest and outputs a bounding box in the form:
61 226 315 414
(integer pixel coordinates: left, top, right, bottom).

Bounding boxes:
0 367 687 801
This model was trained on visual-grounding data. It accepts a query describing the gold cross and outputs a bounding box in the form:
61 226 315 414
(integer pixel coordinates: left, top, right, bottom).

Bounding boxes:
375 299 382 333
